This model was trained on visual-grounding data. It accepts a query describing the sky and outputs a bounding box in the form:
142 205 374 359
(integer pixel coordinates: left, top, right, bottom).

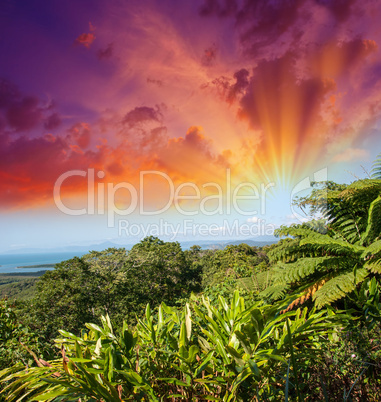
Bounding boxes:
0 0 380 252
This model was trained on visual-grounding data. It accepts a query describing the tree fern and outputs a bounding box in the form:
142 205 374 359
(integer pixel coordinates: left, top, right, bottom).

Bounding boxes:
267 173 381 308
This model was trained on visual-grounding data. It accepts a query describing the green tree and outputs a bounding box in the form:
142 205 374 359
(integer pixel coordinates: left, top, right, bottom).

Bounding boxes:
25 238 203 341
262 177 381 309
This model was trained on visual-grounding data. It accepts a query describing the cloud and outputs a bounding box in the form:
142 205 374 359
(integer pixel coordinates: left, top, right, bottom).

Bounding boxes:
0 126 113 208
285 213 311 223
151 126 231 182
247 216 259 223
332 148 369 162
67 123 91 149
228 69 250 102
202 44 218 66
123 106 163 128
198 0 358 59
0 79 64 134
316 0 356 22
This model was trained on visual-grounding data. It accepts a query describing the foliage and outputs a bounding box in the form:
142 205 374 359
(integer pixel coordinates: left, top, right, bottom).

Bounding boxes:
201 244 268 287
0 278 38 300
301 322 381 401
200 244 270 306
0 299 48 372
0 291 337 401
0 272 45 301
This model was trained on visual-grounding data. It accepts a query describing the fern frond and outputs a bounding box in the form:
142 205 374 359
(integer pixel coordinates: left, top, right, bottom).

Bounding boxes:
333 207 362 243
275 224 321 239
267 238 300 263
251 270 274 291
236 270 274 293
275 257 342 283
259 283 290 301
341 179 381 196
300 236 365 256
313 267 369 308
365 259 381 273
281 278 329 312
362 240 381 273
362 239 381 256
371 153 381 179
361 196 381 246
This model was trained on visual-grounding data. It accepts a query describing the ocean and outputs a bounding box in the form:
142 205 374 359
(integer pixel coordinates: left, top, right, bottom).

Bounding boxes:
0 252 84 274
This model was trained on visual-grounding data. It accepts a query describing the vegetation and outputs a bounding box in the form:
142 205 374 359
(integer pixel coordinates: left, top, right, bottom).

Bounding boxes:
0 156 380 400
0 272 45 300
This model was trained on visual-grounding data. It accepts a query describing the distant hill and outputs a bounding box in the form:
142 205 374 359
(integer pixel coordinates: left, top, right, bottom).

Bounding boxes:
0 237 278 255
180 238 278 250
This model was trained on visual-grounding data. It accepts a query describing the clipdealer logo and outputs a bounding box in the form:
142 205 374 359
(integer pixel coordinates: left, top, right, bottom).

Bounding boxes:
118 218 276 240
53 169 275 227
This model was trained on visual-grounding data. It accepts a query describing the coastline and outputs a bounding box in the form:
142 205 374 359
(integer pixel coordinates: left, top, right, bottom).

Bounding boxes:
15 264 56 269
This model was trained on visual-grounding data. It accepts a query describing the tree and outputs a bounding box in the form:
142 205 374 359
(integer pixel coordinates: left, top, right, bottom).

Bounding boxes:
262 175 381 309
124 236 202 308
25 238 203 340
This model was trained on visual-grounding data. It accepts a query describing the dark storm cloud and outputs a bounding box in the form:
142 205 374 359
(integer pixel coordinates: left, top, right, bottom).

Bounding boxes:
235 0 303 56
147 78 164 87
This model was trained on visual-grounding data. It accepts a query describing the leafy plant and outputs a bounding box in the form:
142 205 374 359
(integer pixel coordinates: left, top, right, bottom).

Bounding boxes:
0 292 336 401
